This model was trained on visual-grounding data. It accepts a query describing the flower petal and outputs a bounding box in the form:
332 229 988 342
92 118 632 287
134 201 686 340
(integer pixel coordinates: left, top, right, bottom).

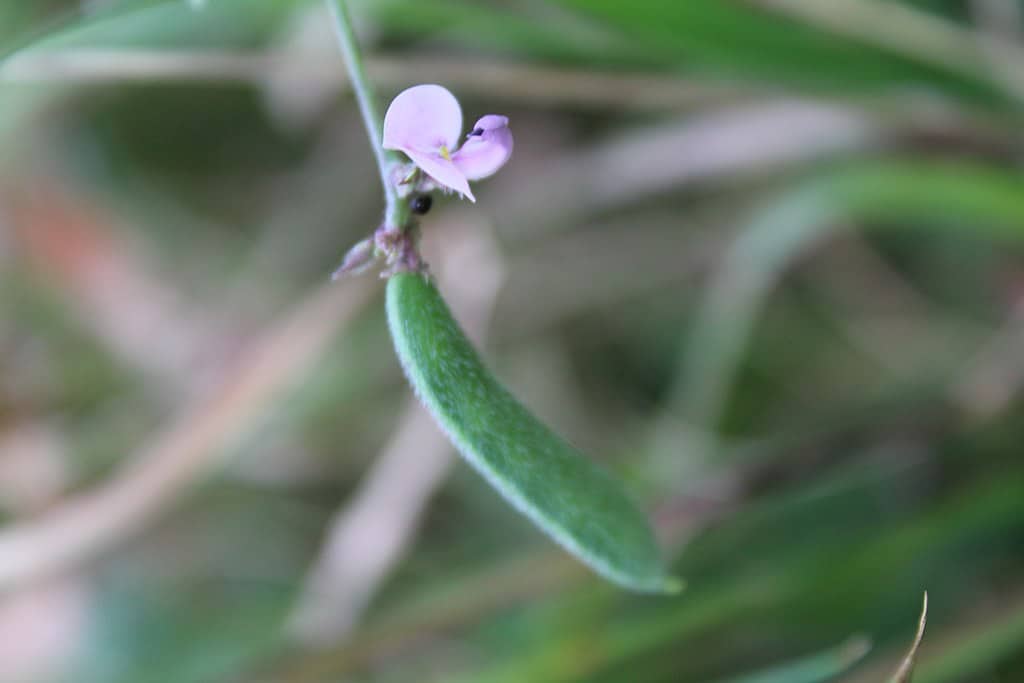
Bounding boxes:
452 115 513 181
404 149 476 202
382 84 462 154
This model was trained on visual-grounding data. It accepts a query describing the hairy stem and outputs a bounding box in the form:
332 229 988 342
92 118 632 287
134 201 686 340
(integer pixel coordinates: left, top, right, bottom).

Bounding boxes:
325 0 410 231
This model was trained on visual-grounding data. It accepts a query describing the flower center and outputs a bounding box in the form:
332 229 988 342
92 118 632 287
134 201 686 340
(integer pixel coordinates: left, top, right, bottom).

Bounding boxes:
439 144 452 161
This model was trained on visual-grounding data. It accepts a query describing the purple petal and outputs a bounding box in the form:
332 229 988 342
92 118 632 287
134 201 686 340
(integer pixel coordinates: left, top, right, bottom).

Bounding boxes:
382 84 462 154
403 148 476 202
452 115 513 181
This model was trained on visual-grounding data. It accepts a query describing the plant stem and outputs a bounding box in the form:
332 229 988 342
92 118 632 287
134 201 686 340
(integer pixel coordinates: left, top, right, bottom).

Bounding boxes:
325 0 410 231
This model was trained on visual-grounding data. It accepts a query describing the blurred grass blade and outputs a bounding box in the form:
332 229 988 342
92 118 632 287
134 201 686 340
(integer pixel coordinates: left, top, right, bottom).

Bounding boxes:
1 0 300 60
683 162 1024 432
386 272 677 593
712 636 870 683
356 0 657 69
891 592 929 683
554 0 1000 101
914 594 1024 683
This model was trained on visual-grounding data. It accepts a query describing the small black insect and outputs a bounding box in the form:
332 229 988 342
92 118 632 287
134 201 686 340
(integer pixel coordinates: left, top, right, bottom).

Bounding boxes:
411 194 433 215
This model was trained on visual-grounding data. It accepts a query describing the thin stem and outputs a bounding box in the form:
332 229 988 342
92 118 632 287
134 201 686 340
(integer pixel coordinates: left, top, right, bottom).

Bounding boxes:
325 0 409 230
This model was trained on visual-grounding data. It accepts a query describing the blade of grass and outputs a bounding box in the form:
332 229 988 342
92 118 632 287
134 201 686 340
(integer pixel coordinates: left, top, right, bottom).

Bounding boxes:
556 0 1001 100
890 592 929 683
682 161 1024 434
713 636 871 683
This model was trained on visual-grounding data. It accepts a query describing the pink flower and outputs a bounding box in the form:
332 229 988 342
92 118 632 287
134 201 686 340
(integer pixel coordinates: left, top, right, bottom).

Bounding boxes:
382 84 513 203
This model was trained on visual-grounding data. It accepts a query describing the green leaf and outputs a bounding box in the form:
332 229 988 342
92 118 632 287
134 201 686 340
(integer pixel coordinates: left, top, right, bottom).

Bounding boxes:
386 272 677 593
